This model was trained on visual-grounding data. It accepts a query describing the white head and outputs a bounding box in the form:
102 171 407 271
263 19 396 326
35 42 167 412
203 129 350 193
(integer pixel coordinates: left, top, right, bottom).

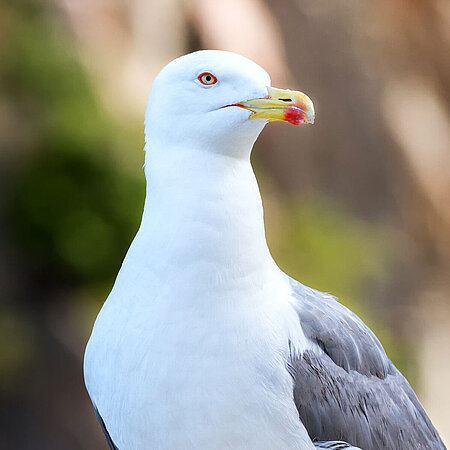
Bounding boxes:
139 51 315 282
144 50 314 159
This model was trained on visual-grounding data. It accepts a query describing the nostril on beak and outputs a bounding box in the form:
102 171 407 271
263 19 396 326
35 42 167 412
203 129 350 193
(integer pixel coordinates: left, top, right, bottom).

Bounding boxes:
279 98 292 102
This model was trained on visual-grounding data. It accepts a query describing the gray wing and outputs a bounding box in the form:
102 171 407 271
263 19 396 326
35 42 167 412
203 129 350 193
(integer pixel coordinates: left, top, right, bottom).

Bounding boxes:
93 404 119 450
288 278 445 450
314 442 360 449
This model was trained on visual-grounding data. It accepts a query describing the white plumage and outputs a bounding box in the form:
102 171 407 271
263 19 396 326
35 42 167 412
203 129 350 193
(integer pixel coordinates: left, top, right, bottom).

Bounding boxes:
84 51 314 449
84 50 443 450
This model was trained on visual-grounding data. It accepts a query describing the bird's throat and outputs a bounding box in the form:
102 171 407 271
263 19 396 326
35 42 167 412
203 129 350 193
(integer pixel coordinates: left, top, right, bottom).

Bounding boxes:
134 146 275 295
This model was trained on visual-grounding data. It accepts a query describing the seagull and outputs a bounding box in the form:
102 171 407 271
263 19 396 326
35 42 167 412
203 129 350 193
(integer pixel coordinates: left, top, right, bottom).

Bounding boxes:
84 50 445 450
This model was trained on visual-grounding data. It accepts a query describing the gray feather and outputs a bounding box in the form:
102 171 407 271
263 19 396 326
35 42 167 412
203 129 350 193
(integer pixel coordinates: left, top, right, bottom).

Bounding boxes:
289 277 445 450
314 441 361 449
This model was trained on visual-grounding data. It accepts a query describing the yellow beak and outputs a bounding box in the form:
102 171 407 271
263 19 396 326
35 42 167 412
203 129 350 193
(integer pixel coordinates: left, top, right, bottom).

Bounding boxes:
237 86 315 125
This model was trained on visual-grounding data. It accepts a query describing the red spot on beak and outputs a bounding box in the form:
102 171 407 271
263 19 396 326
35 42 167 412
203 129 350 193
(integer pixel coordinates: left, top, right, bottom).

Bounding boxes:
284 106 307 125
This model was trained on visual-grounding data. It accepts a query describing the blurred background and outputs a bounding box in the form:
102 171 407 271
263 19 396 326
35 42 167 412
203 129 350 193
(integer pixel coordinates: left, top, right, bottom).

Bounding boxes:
1 0 449 448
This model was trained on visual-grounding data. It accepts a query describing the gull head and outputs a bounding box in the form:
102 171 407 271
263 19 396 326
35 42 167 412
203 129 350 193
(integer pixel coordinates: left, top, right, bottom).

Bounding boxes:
144 50 314 157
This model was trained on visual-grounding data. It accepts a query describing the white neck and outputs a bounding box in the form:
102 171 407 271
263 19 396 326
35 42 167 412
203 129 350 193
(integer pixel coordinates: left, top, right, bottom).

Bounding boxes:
126 142 276 299
87 142 314 450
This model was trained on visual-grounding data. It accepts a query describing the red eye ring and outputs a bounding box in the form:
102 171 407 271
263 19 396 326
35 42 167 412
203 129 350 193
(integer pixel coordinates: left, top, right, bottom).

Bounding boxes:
198 72 217 85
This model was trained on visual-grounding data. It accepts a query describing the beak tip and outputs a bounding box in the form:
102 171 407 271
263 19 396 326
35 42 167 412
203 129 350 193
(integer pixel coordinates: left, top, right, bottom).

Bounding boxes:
284 106 315 125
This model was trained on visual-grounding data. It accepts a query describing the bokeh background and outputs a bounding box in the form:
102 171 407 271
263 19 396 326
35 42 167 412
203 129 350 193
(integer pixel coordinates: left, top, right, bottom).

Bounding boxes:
1 0 449 448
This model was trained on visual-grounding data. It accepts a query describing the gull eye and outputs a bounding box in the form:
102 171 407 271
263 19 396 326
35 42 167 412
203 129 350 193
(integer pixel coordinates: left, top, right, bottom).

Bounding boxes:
198 72 217 85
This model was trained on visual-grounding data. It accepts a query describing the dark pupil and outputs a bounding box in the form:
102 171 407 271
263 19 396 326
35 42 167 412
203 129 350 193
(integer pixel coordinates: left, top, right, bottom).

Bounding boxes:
205 75 211 82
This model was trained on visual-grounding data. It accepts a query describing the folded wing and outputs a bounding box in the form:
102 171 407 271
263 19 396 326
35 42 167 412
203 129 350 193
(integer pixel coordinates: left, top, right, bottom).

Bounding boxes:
288 278 445 450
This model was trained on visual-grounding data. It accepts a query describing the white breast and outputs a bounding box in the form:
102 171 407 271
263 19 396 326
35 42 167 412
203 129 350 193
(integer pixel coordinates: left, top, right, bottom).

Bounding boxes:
84 147 315 449
84 259 314 450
